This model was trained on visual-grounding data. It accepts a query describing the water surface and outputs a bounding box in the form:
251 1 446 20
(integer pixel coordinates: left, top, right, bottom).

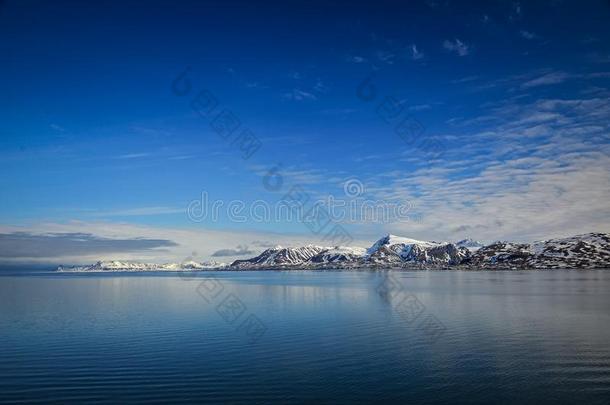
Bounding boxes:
1 270 609 403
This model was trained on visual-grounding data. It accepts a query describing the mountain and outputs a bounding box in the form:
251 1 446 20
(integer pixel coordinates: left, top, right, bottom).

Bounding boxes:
58 260 226 272
310 246 367 264
465 233 610 269
231 235 469 268
365 234 469 265
231 245 327 268
57 232 610 271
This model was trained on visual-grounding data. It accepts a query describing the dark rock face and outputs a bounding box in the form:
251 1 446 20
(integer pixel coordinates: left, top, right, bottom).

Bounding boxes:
466 242 534 266
423 244 471 265
310 251 362 264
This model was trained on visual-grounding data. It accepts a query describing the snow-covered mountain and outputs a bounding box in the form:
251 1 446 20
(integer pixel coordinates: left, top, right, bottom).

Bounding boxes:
310 246 367 264
231 245 327 268
58 260 227 272
365 234 469 265
57 232 610 271
230 235 469 268
465 233 610 269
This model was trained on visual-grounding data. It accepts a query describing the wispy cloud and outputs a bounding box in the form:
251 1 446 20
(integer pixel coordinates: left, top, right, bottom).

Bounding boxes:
348 92 610 242
410 44 424 60
377 50 396 64
409 104 432 111
313 79 328 93
50 124 65 132
443 39 470 56
87 206 184 217
283 89 318 101
451 75 479 84
246 82 267 89
520 30 538 40
346 55 367 64
509 2 522 21
319 108 358 115
521 71 571 88
472 69 610 92
116 153 150 159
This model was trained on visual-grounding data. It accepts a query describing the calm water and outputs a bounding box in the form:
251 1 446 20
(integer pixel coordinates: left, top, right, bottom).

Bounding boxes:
1 270 609 404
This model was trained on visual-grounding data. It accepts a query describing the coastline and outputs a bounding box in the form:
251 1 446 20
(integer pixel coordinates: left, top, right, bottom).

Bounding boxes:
54 265 610 273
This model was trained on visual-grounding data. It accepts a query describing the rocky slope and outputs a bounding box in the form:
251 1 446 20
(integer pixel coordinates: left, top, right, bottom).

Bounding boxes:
231 245 327 268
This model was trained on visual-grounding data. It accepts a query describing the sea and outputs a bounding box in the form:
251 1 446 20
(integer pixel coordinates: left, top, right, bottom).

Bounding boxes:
1 269 609 403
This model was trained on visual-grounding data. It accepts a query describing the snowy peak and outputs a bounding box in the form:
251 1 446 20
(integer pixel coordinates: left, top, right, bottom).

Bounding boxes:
365 234 467 265
231 245 328 267
455 238 485 252
370 234 440 250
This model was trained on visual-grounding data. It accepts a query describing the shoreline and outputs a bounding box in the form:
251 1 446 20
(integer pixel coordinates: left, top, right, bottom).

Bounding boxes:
54 266 610 273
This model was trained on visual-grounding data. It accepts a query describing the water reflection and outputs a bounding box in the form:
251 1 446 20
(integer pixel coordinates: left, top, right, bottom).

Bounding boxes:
0 270 609 403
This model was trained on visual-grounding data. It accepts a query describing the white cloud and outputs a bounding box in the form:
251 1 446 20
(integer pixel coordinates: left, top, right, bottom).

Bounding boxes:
510 2 522 21
384 151 610 243
520 30 537 40
443 39 470 56
409 104 432 111
410 44 424 60
116 153 150 159
377 50 396 64
343 94 610 243
521 72 571 88
347 55 366 63
283 89 318 101
50 124 65 132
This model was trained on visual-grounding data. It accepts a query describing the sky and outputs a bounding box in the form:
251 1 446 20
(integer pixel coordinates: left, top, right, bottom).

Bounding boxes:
1 0 610 265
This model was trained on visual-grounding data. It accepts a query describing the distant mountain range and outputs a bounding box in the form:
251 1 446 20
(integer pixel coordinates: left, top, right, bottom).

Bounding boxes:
58 232 610 271
58 260 225 272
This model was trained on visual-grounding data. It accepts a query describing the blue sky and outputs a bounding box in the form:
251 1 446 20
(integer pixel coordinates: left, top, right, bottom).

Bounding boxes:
1 0 610 263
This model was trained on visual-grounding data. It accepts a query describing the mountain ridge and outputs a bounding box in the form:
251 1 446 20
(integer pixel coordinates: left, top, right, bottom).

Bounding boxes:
57 232 610 271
